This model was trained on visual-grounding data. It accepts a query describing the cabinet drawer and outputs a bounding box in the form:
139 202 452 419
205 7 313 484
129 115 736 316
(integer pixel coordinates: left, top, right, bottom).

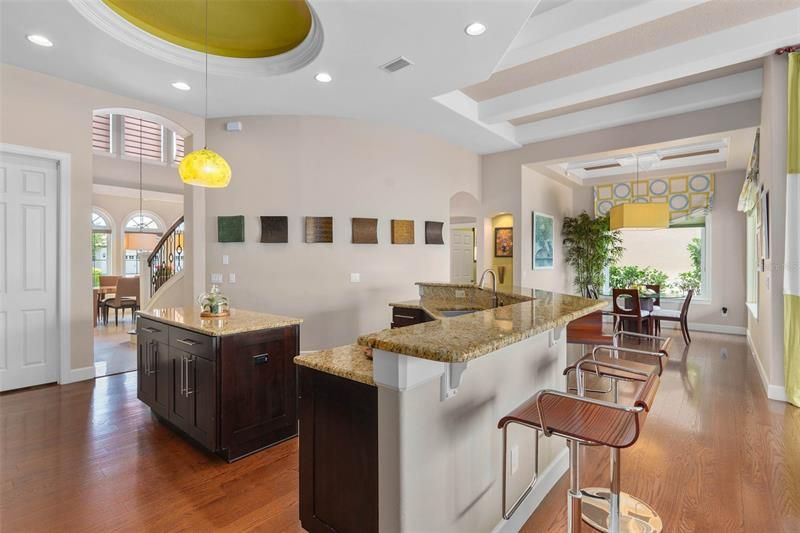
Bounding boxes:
169 326 215 360
392 306 428 327
138 318 168 344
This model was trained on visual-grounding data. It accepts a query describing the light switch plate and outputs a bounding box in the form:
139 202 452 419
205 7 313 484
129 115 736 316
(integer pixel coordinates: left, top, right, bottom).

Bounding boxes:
211 273 223 283
350 273 361 283
455 289 466 298
222 255 229 265
229 273 236 283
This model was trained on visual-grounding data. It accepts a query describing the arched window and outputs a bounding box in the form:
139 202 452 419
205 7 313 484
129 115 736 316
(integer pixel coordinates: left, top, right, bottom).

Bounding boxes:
123 212 163 275
91 209 113 279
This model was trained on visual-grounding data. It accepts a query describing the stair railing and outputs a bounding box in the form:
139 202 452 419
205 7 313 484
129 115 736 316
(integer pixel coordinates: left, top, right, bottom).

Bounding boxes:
147 216 184 296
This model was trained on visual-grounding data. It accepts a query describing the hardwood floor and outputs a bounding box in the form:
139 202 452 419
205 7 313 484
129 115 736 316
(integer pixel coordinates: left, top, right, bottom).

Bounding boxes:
1 331 797 532
93 322 137 378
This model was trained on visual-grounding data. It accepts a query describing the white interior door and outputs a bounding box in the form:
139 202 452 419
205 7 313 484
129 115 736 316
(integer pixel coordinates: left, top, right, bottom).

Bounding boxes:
450 228 475 284
0 152 59 391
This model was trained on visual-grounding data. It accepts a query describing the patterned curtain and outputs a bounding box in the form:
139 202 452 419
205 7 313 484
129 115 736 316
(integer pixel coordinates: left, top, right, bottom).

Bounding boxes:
784 52 800 407
594 173 714 226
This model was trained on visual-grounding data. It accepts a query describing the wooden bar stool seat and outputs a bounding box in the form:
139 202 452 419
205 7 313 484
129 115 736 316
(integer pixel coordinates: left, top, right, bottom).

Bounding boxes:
498 369 661 532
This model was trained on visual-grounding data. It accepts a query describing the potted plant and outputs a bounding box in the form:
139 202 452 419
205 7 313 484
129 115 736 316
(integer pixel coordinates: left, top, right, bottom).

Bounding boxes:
562 212 623 298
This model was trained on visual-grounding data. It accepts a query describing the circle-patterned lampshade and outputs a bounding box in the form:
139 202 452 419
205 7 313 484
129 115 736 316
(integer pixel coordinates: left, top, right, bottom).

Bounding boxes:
179 148 231 188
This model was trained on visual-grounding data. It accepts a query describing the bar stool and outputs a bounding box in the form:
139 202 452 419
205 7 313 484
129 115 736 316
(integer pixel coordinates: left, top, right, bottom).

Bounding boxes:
498 366 659 532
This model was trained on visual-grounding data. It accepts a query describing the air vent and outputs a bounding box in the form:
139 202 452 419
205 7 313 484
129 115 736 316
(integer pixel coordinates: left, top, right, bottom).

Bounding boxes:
659 149 719 161
584 162 622 171
380 56 414 73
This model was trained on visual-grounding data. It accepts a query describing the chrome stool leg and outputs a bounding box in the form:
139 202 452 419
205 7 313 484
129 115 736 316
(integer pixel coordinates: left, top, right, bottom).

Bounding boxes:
580 448 662 533
567 439 582 533
500 422 538 520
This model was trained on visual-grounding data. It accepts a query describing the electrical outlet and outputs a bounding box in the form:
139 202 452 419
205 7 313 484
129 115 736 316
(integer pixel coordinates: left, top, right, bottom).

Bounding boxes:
455 289 466 298
721 307 728 317
229 273 236 283
211 273 223 283
223 255 229 265
350 273 361 283
510 445 519 474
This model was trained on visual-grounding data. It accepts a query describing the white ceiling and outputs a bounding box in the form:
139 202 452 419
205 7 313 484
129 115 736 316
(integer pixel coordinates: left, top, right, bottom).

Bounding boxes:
1 0 798 155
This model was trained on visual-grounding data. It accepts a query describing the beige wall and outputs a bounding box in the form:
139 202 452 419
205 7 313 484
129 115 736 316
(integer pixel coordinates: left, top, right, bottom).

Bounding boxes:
520 167 574 293
92 192 183 276
204 115 481 350
749 55 789 390
0 64 204 374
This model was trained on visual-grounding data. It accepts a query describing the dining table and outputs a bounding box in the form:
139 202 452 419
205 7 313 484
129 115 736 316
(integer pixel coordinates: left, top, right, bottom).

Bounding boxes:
93 286 116 326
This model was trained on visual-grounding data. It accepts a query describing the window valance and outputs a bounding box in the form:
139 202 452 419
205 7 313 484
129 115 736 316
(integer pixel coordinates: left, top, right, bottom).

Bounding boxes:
594 173 715 227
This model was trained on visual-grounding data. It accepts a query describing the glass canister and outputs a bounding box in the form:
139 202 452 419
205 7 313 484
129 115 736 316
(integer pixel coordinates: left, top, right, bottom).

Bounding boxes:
197 284 230 317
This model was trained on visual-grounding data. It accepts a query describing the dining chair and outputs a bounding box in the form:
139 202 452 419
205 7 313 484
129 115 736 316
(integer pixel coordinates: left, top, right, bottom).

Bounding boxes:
97 275 120 318
651 289 694 344
102 276 140 326
612 288 652 335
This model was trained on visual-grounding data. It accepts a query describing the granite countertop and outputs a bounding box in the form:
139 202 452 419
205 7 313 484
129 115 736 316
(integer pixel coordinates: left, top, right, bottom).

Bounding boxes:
360 286 605 363
294 344 375 386
138 307 303 337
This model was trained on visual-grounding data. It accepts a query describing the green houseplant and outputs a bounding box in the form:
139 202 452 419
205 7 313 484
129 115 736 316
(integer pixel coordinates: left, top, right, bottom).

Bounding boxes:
562 212 623 298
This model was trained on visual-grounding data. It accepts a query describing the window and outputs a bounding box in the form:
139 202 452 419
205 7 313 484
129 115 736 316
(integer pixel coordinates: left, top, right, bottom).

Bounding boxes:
123 115 163 162
92 114 111 153
124 214 162 275
607 221 708 299
746 210 759 314
174 133 185 163
91 210 112 281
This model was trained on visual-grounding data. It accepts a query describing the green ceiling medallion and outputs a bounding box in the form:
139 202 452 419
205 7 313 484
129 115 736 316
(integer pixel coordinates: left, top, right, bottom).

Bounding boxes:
101 0 313 58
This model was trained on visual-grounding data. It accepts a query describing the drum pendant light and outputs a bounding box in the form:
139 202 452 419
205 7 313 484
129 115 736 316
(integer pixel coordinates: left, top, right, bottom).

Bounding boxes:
609 155 669 230
179 0 231 188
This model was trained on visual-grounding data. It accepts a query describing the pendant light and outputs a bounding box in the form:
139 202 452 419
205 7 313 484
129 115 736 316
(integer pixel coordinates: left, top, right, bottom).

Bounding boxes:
179 0 231 188
125 118 161 251
609 154 669 230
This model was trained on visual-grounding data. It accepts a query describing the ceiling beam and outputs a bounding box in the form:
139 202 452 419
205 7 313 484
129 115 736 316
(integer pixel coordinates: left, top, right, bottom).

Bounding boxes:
496 0 710 72
479 9 799 124
514 69 762 145
433 91 520 149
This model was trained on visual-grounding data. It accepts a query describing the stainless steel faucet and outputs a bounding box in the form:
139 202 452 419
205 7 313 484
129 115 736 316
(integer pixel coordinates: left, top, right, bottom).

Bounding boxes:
478 269 499 307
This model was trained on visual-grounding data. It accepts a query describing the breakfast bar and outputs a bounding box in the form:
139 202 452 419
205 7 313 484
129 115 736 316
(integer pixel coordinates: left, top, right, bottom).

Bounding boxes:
295 283 603 532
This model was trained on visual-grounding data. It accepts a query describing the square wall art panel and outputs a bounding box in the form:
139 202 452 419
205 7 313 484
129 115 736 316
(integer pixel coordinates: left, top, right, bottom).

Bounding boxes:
352 218 378 244
532 212 554 269
218 215 245 243
260 216 288 243
391 219 414 244
305 216 333 243
425 221 444 245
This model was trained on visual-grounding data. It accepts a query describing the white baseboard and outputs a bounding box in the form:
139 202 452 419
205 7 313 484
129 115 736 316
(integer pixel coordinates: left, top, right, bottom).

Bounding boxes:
746 331 788 402
60 365 96 385
659 321 746 336
492 447 570 533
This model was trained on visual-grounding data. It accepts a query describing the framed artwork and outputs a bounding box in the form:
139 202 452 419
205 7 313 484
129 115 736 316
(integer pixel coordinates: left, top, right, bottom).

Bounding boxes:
494 227 513 257
352 217 378 244
425 221 444 245
391 219 415 244
305 216 333 243
532 212 554 270
761 187 771 260
218 215 245 243
260 216 288 243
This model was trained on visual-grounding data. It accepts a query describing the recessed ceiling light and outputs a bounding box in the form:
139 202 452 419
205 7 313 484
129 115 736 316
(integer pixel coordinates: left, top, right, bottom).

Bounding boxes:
315 72 332 83
26 34 53 47
171 81 191 91
464 22 486 36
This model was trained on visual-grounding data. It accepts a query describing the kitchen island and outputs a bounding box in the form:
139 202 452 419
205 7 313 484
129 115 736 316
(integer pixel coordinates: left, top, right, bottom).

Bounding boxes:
295 283 604 532
136 307 302 462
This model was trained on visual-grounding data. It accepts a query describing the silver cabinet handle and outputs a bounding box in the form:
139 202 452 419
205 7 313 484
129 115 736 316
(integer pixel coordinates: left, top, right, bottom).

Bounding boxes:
177 338 200 347
141 326 159 333
395 314 416 320
141 343 149 375
179 355 185 397
150 343 158 375
185 356 194 396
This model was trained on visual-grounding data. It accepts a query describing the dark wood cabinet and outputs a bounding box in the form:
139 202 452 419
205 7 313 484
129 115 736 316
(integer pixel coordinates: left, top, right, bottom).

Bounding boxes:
391 305 431 328
299 367 378 533
137 317 299 461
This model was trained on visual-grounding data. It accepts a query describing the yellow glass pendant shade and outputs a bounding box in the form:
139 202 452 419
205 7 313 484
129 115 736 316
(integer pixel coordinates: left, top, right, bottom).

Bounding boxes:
609 202 669 230
179 148 231 188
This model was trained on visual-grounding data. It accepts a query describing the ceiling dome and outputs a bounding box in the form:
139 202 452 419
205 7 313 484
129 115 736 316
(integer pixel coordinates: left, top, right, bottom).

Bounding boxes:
102 0 313 58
